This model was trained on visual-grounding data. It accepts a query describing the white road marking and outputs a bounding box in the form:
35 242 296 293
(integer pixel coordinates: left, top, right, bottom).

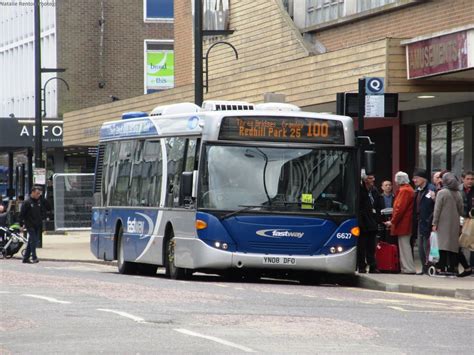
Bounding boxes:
387 306 473 314
97 308 148 323
214 284 229 288
0 291 11 294
22 294 71 304
174 328 256 353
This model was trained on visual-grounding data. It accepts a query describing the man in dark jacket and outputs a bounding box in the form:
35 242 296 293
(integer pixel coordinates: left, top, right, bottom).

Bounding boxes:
412 169 436 274
357 173 380 273
19 187 44 264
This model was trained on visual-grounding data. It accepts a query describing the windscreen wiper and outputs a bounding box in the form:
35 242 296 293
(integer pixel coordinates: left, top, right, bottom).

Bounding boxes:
219 204 268 220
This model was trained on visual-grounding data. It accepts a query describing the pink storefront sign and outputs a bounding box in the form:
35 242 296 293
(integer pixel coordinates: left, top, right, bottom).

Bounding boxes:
406 31 469 79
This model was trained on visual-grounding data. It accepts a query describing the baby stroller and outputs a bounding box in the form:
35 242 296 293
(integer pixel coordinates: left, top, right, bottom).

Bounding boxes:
0 223 28 259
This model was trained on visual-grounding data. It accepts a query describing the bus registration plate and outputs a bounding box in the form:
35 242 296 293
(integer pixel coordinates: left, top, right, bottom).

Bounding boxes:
263 257 296 265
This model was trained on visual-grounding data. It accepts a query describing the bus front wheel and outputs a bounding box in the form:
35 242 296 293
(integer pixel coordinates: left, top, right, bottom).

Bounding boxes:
117 225 137 275
165 232 187 280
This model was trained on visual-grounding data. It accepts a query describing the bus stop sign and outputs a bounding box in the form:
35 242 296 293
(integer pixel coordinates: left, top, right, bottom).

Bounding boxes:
366 77 384 95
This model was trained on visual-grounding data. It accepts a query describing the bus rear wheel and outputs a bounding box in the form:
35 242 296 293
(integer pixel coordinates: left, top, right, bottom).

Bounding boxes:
165 232 187 280
117 226 137 275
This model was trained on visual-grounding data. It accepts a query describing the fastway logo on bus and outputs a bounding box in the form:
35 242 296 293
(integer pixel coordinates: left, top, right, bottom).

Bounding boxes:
256 229 304 239
126 212 154 237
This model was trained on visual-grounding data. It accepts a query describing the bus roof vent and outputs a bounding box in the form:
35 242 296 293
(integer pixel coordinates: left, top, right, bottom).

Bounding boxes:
254 103 301 112
122 111 148 119
202 100 255 112
150 102 201 116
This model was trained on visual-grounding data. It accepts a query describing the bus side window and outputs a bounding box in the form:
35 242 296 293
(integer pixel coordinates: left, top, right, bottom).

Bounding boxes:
129 140 144 207
185 138 199 171
141 140 162 207
103 142 119 207
166 137 186 208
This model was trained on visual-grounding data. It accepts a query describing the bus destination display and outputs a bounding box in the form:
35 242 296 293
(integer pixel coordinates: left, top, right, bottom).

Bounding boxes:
219 116 344 144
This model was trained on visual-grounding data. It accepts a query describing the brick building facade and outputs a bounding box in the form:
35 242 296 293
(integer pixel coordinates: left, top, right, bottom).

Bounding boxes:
63 0 474 179
57 0 173 116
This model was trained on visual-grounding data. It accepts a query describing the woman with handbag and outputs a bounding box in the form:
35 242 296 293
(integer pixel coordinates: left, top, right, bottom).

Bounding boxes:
432 173 464 274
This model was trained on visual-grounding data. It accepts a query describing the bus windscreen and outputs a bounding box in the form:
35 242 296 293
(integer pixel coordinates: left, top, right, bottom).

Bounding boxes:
218 116 344 144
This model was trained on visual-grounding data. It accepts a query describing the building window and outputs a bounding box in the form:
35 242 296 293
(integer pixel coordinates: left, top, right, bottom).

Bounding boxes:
305 0 397 27
144 41 174 94
144 0 174 21
203 0 230 31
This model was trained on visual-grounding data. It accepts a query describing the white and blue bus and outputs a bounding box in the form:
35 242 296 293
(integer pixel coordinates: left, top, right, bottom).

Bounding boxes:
91 101 361 279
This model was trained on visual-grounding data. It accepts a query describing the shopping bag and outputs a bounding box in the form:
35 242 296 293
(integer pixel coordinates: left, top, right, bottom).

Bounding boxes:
459 218 474 251
428 231 440 263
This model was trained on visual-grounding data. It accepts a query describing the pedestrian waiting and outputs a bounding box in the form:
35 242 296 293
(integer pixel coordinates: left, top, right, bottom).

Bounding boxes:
357 172 380 273
384 172 416 274
412 169 436 275
432 173 463 275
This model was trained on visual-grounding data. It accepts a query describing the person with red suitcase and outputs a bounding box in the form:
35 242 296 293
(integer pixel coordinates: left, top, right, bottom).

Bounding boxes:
384 171 416 274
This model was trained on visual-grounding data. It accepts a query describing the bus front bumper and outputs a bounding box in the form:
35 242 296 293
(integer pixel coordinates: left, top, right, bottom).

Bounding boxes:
175 238 357 274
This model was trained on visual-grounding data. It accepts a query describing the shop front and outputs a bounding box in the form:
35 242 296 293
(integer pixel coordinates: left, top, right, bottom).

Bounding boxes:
0 117 64 228
400 25 474 177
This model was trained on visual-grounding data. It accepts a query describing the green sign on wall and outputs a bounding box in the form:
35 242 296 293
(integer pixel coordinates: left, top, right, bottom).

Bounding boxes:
146 50 174 91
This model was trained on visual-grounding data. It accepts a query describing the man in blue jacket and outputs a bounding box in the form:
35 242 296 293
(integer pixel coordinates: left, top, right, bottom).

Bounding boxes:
412 169 436 275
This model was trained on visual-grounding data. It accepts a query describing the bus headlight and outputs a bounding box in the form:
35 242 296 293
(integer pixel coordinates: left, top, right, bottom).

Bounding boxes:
330 246 344 254
213 241 229 250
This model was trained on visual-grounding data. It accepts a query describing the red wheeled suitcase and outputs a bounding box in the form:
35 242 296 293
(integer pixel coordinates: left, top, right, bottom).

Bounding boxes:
375 241 400 273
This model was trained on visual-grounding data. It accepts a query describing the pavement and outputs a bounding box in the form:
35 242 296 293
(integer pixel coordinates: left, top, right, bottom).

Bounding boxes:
5 230 474 300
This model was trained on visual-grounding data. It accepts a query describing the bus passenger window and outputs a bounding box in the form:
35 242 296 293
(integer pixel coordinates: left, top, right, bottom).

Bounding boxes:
166 137 186 207
186 138 199 171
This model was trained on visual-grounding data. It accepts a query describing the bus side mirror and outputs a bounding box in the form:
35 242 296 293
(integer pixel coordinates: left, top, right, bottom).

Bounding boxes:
364 150 376 176
180 171 194 205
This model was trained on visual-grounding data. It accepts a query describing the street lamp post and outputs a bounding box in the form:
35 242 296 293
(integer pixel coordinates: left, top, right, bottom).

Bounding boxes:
34 1 67 247
194 0 203 106
34 0 42 169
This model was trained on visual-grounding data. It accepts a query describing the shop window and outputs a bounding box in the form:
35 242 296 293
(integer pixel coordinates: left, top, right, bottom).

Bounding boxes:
145 41 174 94
451 120 464 177
144 0 173 21
415 120 465 178
431 122 447 173
415 124 426 169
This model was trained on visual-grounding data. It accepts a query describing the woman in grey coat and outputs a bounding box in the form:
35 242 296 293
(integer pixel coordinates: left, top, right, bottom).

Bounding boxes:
432 172 463 273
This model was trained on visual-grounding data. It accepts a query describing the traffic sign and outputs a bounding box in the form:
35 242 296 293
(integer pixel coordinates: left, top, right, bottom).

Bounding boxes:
366 77 384 95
